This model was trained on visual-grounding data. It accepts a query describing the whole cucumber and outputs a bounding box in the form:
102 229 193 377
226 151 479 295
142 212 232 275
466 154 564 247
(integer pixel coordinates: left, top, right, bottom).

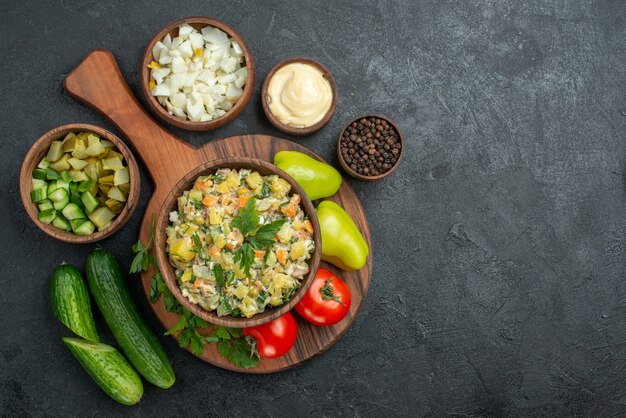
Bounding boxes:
86 249 175 388
50 264 99 342
63 337 143 405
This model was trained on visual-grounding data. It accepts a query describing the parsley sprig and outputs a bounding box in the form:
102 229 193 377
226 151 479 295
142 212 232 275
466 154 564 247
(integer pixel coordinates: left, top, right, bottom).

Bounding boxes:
231 197 286 276
164 309 210 355
207 327 259 368
191 232 203 253
130 214 258 367
130 215 156 274
213 264 225 287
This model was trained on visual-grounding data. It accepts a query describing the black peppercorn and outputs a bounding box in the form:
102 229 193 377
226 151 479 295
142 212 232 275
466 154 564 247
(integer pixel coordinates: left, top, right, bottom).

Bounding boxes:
340 117 401 177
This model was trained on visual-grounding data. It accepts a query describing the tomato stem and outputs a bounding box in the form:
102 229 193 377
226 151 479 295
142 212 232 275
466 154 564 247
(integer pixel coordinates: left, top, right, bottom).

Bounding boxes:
319 278 347 306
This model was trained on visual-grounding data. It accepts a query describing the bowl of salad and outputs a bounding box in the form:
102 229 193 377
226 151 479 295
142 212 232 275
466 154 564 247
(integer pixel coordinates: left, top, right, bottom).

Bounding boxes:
155 157 321 328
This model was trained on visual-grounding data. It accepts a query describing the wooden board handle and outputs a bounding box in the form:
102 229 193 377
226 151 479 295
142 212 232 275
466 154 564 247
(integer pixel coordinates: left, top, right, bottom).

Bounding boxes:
64 49 197 182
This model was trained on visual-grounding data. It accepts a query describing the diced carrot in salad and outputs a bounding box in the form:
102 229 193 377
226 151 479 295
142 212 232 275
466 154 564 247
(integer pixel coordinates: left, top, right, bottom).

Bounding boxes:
194 179 213 190
202 194 218 207
237 195 251 209
208 245 220 259
276 249 288 265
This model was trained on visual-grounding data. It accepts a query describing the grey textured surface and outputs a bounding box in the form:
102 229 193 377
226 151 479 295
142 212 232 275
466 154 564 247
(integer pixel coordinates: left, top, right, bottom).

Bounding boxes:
2 0 626 416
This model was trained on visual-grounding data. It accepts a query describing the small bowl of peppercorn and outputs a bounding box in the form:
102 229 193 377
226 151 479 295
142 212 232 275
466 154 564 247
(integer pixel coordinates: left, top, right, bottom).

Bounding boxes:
337 115 403 181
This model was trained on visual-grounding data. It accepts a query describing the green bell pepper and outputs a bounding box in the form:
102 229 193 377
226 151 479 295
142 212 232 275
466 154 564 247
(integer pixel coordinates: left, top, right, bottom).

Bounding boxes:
316 200 369 271
274 151 342 201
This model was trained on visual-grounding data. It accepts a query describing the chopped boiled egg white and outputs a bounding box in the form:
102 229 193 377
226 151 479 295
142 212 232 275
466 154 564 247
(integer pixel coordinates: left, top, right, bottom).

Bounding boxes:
149 24 246 122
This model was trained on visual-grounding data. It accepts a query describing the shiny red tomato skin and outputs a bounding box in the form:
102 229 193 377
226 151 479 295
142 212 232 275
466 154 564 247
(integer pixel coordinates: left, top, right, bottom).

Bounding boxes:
295 268 351 326
243 311 298 359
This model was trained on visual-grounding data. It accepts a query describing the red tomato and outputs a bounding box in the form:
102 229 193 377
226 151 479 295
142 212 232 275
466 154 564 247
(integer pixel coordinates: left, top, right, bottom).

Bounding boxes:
295 268 351 326
243 311 298 359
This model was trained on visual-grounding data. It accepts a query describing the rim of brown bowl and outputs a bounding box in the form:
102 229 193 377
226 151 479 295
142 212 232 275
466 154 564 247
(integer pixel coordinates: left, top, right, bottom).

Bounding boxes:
261 57 338 137
141 16 255 132
19 123 140 244
155 157 322 328
337 114 404 181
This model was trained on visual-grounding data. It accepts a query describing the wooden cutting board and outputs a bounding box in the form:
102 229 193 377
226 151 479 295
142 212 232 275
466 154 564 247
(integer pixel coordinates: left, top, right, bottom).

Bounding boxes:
64 49 372 373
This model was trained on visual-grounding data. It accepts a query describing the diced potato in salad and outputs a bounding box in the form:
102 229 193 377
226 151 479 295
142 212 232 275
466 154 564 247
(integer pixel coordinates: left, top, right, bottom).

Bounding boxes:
166 168 315 318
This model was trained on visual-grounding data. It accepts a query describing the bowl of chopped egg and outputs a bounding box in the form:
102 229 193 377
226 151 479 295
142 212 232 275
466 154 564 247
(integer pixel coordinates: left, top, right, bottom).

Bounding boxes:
141 16 255 131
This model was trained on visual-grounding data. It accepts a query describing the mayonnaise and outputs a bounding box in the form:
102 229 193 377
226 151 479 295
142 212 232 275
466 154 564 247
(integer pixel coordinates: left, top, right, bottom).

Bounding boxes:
267 63 333 127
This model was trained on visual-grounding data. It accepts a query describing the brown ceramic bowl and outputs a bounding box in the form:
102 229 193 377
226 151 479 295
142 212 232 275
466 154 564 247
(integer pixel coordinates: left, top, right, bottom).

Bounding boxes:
19 123 140 243
155 157 321 328
261 57 337 136
141 16 255 132
337 114 404 181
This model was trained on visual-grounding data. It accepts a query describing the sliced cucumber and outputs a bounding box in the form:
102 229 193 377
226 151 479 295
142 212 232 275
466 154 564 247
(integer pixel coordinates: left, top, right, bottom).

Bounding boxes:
49 187 68 201
54 197 70 211
62 203 86 221
81 191 99 214
31 187 47 203
49 188 70 210
46 168 59 180
61 213 72 231
52 214 69 230
70 218 86 232
61 171 73 183
78 179 96 193
32 168 47 180
38 199 54 212
74 220 96 236
55 179 70 191
32 178 47 189
38 209 56 224
69 182 83 208
47 181 58 196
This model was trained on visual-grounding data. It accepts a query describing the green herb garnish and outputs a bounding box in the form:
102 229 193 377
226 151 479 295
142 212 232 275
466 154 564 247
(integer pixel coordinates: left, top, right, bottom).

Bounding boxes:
130 215 156 274
233 243 255 277
213 263 225 287
191 232 203 253
231 198 286 277
258 182 271 199
207 327 259 369
165 309 210 356
247 220 286 249
231 197 259 236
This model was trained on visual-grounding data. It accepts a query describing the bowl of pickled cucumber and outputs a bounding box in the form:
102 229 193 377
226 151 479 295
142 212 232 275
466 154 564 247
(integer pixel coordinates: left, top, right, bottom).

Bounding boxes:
20 124 140 243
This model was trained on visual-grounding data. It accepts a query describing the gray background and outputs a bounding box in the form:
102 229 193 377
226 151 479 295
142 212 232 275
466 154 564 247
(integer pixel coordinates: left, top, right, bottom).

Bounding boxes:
2 0 625 416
